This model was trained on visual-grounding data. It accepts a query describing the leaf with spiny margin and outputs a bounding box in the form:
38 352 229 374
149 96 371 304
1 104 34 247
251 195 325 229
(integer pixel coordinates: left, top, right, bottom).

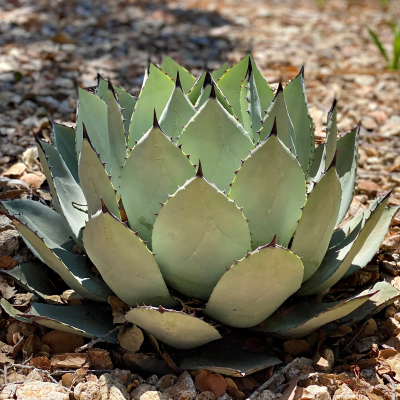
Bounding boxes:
37 140 87 243
113 85 136 132
2 300 116 340
306 143 325 186
187 72 206 104
260 291 374 339
106 85 127 192
83 207 177 308
325 100 337 168
0 199 76 255
11 218 111 302
217 54 274 123
240 64 262 143
52 123 79 183
260 86 296 156
160 56 196 93
152 174 251 300
291 164 342 282
96 74 109 100
128 64 174 146
0 261 57 301
194 74 235 117
78 135 120 218
204 244 304 328
179 348 281 377
121 125 195 248
1 299 32 323
125 306 222 349
178 98 253 193
76 88 109 162
336 126 359 225
284 68 315 174
212 62 230 81
229 133 306 249
159 83 196 141
342 204 399 278
298 193 391 295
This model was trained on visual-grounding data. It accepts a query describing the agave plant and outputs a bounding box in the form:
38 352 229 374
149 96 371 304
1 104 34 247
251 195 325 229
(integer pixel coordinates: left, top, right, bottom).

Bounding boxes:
1 55 399 376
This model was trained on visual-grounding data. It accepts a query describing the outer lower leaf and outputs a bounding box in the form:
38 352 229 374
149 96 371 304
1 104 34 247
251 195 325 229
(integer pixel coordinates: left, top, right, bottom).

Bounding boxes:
178 98 253 193
298 193 391 295
160 56 196 93
125 306 222 349
152 175 251 300
336 127 359 225
120 125 195 248
1 299 32 323
260 291 374 339
52 123 79 183
291 165 342 282
212 62 230 81
229 133 306 249
343 204 399 278
107 86 127 192
78 135 120 218
76 88 109 162
260 85 296 157
3 301 116 340
113 85 137 132
240 63 262 143
37 140 87 243
83 207 177 308
217 55 274 123
325 100 337 168
12 218 111 302
204 244 304 328
128 64 174 146
159 82 196 141
284 68 315 173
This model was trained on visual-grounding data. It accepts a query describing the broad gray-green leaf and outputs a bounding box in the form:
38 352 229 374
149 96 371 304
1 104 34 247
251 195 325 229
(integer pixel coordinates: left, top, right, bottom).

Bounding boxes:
129 64 174 146
159 77 196 141
343 204 399 278
178 97 253 193
336 126 359 224
52 123 79 183
187 72 206 105
229 130 306 249
217 55 274 123
1 261 57 300
260 85 296 157
126 306 222 349
284 68 315 173
160 56 196 93
11 218 111 302
78 132 120 218
37 140 87 243
298 193 391 295
260 291 374 339
179 348 281 377
325 100 337 168
76 88 109 161
194 73 235 117
83 206 177 308
307 143 325 185
107 85 127 192
1 299 32 323
240 61 262 143
205 244 304 328
9 301 116 339
152 173 251 300
212 62 230 81
113 85 137 132
121 123 195 248
291 163 342 282
96 74 109 100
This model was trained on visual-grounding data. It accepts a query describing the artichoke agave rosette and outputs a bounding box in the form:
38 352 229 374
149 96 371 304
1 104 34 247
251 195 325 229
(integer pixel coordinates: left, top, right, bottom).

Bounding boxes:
1 55 399 374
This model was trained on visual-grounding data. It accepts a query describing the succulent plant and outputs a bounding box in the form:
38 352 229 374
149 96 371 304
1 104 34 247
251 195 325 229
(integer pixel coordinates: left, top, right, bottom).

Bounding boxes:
1 55 399 376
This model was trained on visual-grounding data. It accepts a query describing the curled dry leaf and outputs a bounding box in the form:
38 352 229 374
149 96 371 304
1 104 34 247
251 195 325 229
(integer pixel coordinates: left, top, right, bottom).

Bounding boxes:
108 295 130 324
42 330 84 354
51 353 89 369
0 255 18 270
194 370 227 398
118 325 144 352
20 172 46 188
30 356 51 370
3 163 27 178
377 349 400 381
86 348 113 370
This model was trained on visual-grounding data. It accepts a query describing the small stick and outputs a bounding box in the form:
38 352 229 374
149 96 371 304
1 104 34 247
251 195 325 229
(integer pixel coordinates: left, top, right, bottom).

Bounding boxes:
383 374 396 400
75 326 119 353
51 369 113 376
4 365 7 385
248 358 300 400
339 320 369 358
